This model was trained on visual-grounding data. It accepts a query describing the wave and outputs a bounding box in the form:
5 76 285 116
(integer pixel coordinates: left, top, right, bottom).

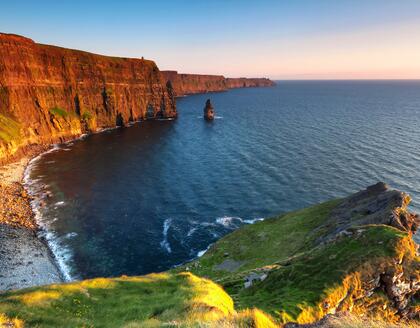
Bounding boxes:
215 216 264 227
160 218 172 253
197 244 212 257
65 232 78 239
197 116 223 119
216 216 241 227
157 118 175 121
243 217 265 224
23 150 75 282
187 227 197 237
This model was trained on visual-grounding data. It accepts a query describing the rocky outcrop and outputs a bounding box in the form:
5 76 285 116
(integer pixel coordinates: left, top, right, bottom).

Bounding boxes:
182 183 420 325
204 99 215 120
161 70 275 96
316 182 420 243
0 33 177 163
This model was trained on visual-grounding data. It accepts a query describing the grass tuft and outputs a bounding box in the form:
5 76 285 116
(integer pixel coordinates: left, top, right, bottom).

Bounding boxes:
49 107 69 118
0 272 236 327
81 111 93 121
0 114 21 143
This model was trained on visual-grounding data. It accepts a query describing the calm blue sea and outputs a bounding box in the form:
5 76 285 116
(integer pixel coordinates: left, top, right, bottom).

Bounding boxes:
26 81 420 280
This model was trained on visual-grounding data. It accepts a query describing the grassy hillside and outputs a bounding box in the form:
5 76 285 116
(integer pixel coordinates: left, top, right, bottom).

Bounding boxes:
178 199 419 324
179 199 341 279
0 184 418 327
0 272 279 327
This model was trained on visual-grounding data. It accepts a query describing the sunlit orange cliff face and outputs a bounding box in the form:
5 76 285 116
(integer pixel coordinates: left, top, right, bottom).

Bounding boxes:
0 33 176 163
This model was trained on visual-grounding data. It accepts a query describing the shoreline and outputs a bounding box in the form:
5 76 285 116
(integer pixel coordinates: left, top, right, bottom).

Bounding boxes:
0 150 63 291
0 119 175 291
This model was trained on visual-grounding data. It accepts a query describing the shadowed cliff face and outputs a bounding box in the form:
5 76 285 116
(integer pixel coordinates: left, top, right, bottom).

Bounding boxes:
161 70 275 96
0 33 176 163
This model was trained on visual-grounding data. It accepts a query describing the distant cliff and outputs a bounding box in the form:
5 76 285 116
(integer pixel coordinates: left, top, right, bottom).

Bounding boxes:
161 70 275 96
0 33 176 163
0 33 275 163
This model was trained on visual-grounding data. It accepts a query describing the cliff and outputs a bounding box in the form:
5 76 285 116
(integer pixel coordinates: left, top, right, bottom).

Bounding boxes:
0 33 276 163
0 33 176 164
1 183 418 327
183 182 420 325
161 70 275 96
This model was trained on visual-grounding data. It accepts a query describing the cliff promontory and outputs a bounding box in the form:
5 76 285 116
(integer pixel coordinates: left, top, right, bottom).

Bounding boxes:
161 70 275 96
0 33 176 163
1 183 418 327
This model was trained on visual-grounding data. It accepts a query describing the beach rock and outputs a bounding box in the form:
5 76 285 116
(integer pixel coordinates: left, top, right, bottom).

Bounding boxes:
0 224 62 290
204 99 215 120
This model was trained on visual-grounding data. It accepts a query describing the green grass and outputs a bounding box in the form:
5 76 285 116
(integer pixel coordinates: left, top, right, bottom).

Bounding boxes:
0 272 235 328
180 199 341 279
175 198 413 323
0 113 21 143
81 111 93 121
233 225 406 321
49 107 69 118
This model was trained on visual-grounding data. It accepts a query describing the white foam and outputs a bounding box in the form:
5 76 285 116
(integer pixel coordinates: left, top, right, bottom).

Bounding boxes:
187 227 197 237
160 219 172 253
197 116 223 119
23 152 75 282
243 217 265 224
216 216 242 227
65 232 78 239
54 201 65 206
216 216 265 227
197 244 212 257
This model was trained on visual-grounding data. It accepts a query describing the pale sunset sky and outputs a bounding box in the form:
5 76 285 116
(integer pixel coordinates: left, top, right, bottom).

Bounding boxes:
1 0 420 79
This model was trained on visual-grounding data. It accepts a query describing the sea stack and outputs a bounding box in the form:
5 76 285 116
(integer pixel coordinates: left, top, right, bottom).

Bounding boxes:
204 99 215 120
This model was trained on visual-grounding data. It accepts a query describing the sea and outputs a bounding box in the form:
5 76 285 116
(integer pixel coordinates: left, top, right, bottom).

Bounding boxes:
25 80 420 280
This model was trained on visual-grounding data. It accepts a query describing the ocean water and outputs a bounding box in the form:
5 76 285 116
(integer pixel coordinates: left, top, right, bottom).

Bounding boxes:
26 81 420 280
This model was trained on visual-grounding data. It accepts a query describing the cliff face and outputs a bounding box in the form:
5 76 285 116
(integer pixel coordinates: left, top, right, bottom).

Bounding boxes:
0 33 176 163
161 70 274 96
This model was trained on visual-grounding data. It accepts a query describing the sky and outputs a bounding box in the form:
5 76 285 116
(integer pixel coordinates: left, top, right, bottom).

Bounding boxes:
1 0 420 80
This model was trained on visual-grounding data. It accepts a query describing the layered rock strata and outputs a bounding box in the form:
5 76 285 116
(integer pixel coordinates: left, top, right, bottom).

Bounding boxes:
0 33 177 163
161 70 275 96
